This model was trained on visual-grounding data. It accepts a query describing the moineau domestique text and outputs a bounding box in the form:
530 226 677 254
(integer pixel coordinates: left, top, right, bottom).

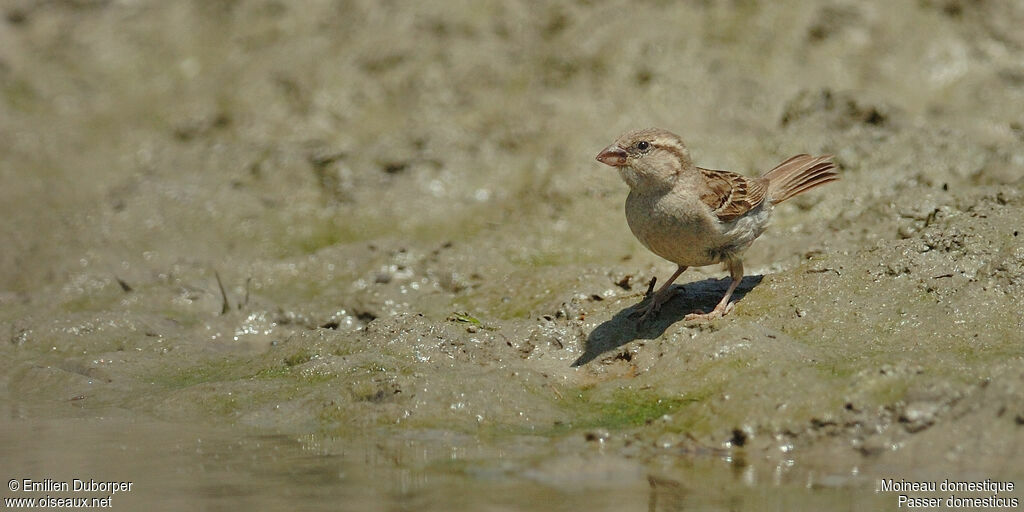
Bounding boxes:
880 479 1014 493
20 479 133 493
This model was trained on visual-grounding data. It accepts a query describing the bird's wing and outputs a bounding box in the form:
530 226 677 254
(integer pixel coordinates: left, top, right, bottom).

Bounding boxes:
697 168 769 222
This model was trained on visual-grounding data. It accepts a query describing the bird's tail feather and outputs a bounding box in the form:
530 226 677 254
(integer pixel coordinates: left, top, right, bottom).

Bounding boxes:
763 154 838 204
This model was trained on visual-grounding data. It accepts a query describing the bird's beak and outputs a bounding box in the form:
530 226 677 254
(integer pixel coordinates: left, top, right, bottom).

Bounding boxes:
596 145 628 167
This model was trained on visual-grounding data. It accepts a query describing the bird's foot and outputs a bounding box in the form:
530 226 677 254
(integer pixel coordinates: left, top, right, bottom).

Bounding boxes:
684 302 735 323
629 299 662 323
629 286 675 324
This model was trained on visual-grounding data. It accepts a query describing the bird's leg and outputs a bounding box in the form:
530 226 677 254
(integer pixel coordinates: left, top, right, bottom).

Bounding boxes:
686 259 744 322
630 265 687 322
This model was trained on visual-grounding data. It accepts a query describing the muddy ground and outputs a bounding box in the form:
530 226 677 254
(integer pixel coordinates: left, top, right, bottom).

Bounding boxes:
2 0 1023 509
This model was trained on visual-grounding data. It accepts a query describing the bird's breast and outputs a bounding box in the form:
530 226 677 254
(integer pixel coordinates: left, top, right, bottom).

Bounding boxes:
624 190 721 267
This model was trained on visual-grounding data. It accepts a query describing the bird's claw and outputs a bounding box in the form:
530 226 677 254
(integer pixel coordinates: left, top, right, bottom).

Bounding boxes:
630 285 679 324
628 300 661 323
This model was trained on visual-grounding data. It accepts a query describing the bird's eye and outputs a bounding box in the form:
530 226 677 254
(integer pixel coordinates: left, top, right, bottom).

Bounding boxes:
636 141 651 152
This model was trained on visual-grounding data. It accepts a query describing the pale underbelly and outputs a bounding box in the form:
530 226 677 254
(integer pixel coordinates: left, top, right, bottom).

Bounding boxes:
625 193 770 267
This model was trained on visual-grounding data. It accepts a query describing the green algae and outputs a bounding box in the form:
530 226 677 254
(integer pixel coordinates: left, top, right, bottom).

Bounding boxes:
578 388 703 430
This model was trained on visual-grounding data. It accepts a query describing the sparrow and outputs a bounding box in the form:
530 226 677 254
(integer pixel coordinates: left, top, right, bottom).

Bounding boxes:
596 128 838 322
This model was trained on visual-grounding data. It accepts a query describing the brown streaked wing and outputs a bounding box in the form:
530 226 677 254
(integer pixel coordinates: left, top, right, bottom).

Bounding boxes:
697 168 769 222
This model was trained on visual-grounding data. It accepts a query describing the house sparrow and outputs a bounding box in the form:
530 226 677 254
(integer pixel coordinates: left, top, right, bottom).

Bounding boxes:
596 128 838 322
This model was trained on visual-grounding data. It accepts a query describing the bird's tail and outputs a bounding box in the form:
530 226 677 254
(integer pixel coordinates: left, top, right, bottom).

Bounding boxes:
763 154 838 204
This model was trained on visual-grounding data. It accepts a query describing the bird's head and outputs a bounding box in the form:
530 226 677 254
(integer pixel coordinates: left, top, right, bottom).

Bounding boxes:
596 128 693 192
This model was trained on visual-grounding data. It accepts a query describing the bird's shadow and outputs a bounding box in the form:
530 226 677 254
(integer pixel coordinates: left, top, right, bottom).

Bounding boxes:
572 275 763 367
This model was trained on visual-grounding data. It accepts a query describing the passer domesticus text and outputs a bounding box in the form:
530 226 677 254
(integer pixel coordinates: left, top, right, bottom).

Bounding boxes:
596 128 838 322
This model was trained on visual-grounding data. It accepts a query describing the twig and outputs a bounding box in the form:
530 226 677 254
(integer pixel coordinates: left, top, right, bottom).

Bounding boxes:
807 267 841 276
239 276 252 309
644 276 657 299
215 271 230 315
115 276 132 292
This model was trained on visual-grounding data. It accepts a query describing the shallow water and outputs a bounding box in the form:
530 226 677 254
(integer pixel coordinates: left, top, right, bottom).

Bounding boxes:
2 409 891 511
